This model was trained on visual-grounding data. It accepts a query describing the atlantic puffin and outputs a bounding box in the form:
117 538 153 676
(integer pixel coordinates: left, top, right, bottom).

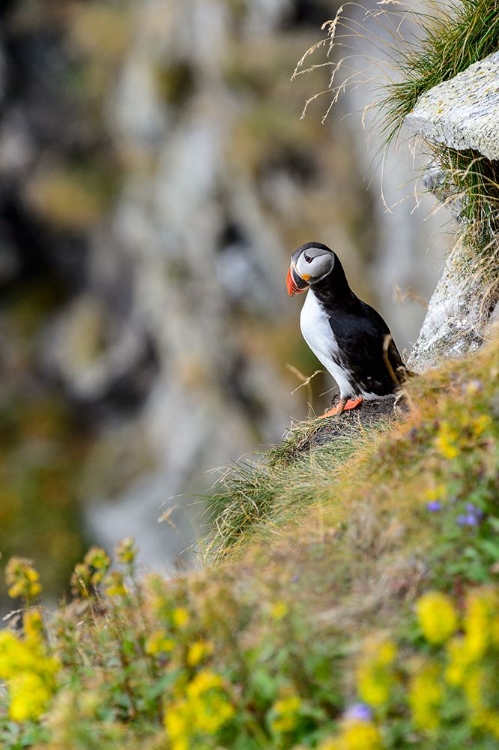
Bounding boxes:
286 241 409 417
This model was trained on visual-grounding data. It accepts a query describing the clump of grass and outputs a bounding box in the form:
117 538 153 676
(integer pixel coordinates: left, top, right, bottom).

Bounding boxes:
205 418 392 562
206 328 499 612
428 146 499 282
382 0 499 143
295 0 498 144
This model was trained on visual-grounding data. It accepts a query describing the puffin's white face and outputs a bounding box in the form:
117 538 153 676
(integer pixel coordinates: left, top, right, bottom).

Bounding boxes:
286 244 335 296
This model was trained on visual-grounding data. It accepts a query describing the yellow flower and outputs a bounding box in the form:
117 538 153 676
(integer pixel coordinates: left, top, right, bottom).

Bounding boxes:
424 484 447 503
270 694 302 733
416 591 458 645
115 536 138 565
0 631 22 678
186 669 224 698
471 414 492 437
270 601 289 621
356 637 397 708
435 422 459 460
465 666 486 717
408 660 442 730
187 640 213 667
9 671 53 722
195 691 235 734
0 626 60 721
445 636 474 686
480 710 499 740
5 557 42 601
319 721 383 750
145 629 175 655
164 703 191 750
464 587 499 659
83 546 111 571
83 546 111 586
462 664 499 737
103 571 128 597
172 607 190 630
445 587 499 689
23 609 45 646
164 669 234 748
341 720 383 750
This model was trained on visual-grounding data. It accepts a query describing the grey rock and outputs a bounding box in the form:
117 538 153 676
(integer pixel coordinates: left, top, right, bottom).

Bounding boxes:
407 237 487 371
404 51 499 370
405 51 499 159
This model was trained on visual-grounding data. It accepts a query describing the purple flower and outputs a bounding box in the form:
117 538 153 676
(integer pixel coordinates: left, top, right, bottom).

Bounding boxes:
457 513 480 527
344 703 372 722
426 501 442 512
457 503 484 527
465 503 484 519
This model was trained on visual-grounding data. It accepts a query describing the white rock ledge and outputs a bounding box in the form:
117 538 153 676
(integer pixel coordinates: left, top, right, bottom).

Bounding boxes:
405 50 499 160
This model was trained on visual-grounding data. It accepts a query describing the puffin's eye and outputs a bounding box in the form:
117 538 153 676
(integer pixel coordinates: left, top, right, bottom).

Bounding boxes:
303 253 312 263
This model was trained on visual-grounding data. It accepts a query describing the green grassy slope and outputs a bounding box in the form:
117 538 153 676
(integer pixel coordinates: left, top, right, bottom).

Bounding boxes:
1 330 499 749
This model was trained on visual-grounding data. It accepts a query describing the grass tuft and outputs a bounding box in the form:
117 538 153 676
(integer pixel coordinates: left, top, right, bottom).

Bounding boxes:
205 416 397 562
382 0 499 143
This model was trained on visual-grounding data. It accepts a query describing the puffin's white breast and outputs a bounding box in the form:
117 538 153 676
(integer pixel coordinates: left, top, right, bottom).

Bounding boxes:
300 290 353 397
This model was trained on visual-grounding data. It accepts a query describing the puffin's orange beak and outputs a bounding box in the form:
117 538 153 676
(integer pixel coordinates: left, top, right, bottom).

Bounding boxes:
286 264 310 296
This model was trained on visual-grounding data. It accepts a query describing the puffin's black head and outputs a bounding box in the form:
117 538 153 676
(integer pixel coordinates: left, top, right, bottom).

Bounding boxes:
286 242 336 296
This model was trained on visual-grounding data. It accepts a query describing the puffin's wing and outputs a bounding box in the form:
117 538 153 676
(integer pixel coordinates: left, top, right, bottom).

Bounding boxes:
386 336 411 385
328 301 409 393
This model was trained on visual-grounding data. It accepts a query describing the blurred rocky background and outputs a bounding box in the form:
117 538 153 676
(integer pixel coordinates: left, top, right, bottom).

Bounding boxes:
0 0 450 593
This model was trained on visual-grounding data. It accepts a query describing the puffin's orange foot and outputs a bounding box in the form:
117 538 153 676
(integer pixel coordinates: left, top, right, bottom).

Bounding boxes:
342 396 363 412
319 396 363 418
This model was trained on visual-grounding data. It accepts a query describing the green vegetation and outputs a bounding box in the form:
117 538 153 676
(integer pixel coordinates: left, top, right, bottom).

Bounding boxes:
2 332 499 748
381 0 499 265
381 0 499 142
206 418 391 561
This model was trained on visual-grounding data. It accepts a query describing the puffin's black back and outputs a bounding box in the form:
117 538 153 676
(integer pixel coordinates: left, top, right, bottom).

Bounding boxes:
311 252 407 396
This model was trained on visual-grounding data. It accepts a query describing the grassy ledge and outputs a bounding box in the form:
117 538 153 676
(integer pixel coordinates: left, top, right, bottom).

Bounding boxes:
1 330 499 749
205 406 396 562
